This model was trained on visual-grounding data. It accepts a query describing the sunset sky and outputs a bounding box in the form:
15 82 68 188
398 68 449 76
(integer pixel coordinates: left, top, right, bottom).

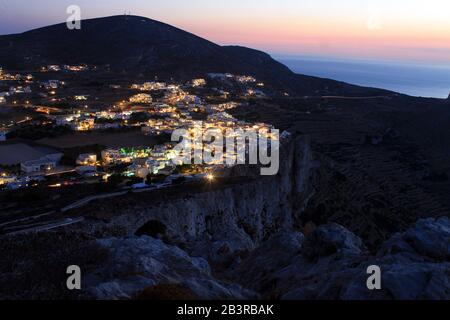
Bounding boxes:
1 0 449 64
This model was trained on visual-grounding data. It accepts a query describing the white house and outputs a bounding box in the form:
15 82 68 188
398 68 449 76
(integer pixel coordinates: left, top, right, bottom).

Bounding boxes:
191 79 206 87
47 65 61 72
21 158 58 173
183 95 202 105
129 93 152 104
20 151 63 174
145 158 168 175
101 149 132 165
9 86 32 94
0 95 6 104
0 174 17 186
42 80 60 90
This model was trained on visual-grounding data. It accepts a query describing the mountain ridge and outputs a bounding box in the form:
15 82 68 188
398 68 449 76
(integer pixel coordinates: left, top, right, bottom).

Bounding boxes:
0 15 391 96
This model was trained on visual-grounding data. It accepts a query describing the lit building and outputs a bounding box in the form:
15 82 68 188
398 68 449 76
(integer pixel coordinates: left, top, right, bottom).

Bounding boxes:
9 86 32 94
74 118 95 131
74 95 88 101
129 93 152 104
47 65 61 72
191 79 206 87
131 82 166 91
101 149 132 165
0 173 17 186
42 80 61 90
63 64 88 72
21 159 55 173
183 95 202 105
145 158 169 175
21 155 62 174
0 69 17 81
246 89 265 98
76 153 97 166
236 75 257 83
55 114 78 126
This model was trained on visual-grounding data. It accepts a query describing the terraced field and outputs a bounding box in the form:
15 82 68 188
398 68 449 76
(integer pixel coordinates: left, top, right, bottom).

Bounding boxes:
232 96 450 249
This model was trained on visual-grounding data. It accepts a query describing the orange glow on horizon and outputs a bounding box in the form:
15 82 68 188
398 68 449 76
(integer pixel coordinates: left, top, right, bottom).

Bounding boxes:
1 0 449 63
167 3 450 63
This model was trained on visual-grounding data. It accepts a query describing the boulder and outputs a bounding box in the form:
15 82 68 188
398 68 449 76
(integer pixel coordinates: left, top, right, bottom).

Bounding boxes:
302 223 366 259
85 236 258 300
403 217 450 260
86 218 450 300
237 218 450 300
237 232 304 292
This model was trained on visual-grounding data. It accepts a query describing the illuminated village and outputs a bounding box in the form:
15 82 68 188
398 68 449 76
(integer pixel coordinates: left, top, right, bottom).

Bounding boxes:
0 65 275 192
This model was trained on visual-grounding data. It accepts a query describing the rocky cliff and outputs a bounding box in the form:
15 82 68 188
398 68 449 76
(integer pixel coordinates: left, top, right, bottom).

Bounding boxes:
73 134 317 252
84 217 450 300
1 133 449 300
237 217 450 300
77 131 449 300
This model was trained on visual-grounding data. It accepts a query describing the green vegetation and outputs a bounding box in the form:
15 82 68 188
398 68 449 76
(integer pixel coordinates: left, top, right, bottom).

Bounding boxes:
0 232 108 299
47 102 78 110
128 112 151 124
7 124 72 140
0 164 20 175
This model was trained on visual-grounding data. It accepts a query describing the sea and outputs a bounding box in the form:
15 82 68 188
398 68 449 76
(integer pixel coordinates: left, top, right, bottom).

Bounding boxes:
277 56 450 99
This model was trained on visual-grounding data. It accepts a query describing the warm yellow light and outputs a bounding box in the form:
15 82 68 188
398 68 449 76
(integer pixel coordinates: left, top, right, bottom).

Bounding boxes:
49 183 62 188
206 174 214 181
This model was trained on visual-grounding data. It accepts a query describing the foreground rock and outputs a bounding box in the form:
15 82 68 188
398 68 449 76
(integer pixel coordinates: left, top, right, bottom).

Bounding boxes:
84 217 450 300
85 236 258 300
236 217 450 300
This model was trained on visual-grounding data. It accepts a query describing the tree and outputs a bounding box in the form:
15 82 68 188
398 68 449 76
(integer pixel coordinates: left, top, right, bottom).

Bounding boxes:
128 112 151 124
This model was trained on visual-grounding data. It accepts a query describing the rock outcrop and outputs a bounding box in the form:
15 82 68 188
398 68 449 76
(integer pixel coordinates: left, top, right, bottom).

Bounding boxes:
73 135 316 255
85 236 258 300
5 131 446 300
235 217 450 300
85 217 450 300
301 223 366 259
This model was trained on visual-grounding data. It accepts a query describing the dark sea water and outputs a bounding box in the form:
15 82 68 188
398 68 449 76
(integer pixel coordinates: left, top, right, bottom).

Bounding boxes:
278 56 450 98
